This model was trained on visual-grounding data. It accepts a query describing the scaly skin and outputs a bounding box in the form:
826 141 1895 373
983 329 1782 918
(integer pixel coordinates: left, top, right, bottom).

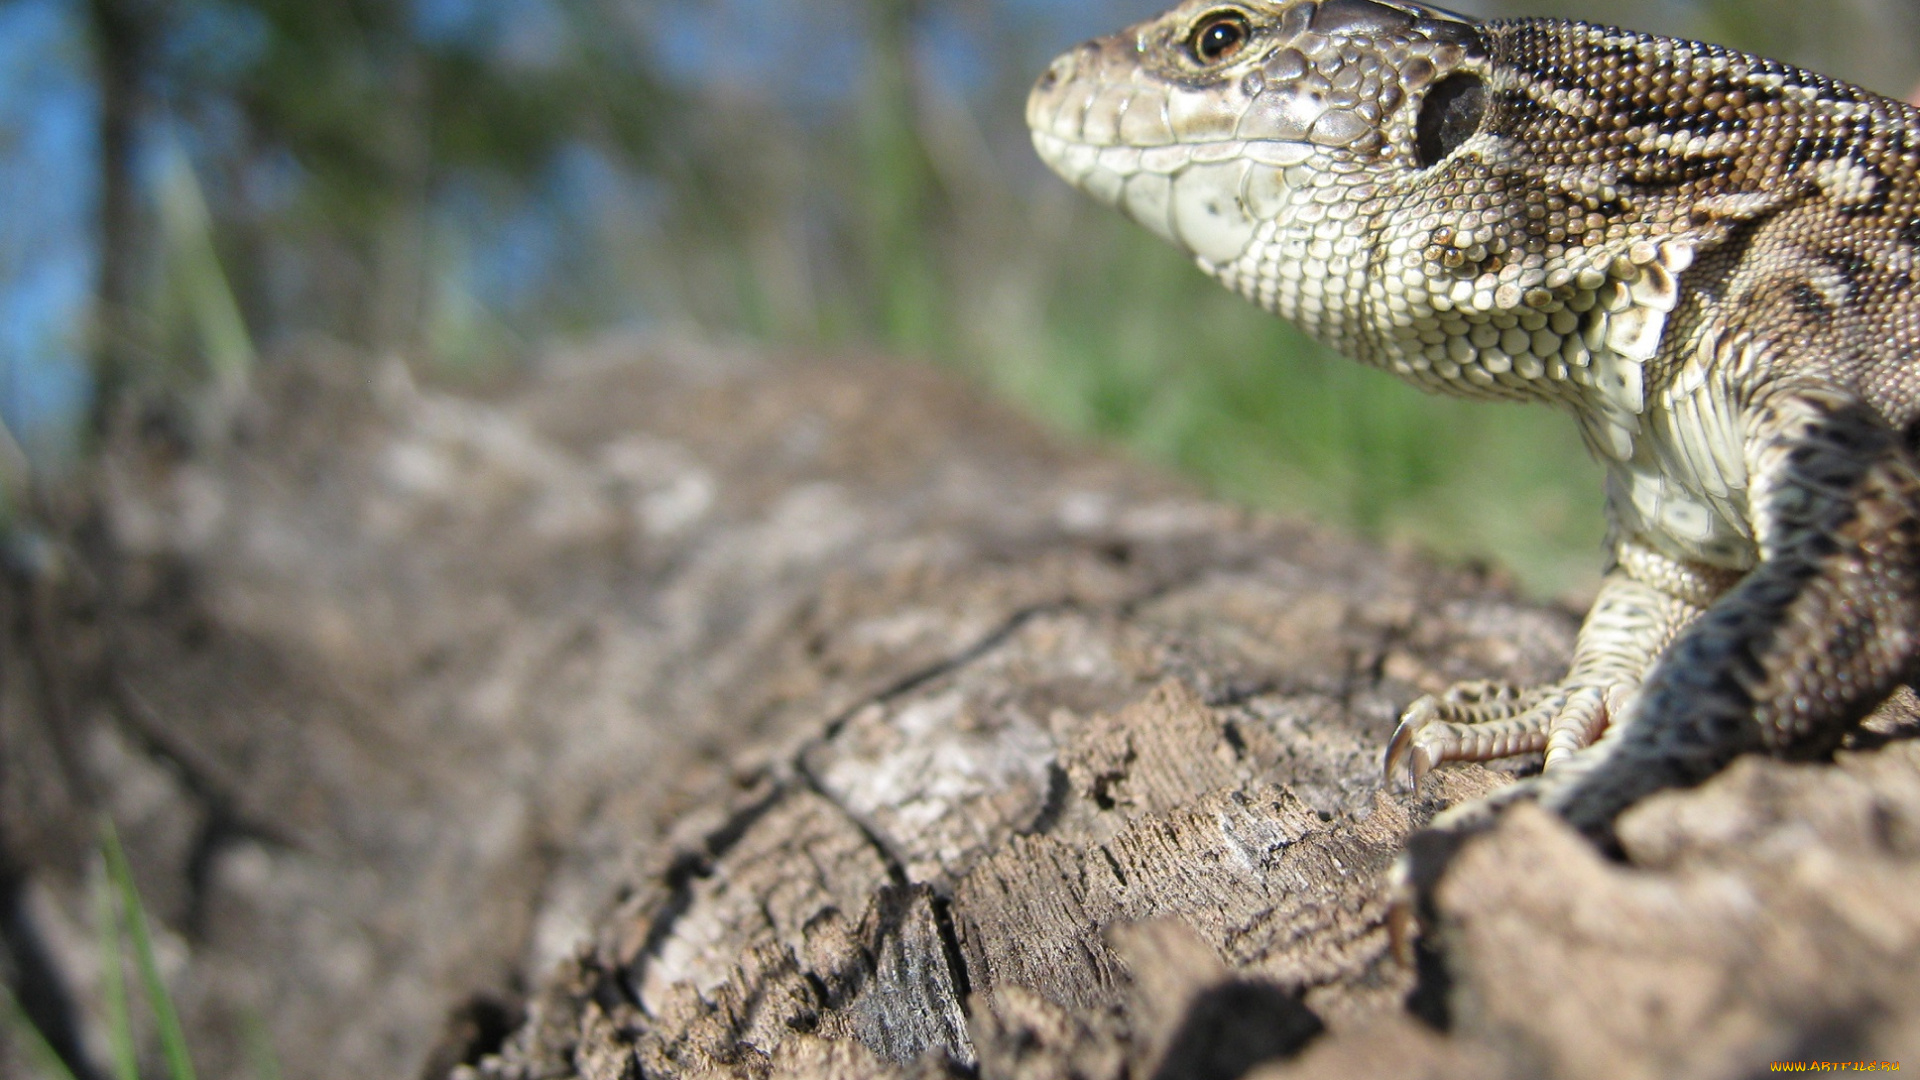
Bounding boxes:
1027 0 1920 848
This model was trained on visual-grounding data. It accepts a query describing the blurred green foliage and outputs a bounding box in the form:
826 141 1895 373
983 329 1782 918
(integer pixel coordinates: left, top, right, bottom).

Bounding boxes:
76 0 1920 595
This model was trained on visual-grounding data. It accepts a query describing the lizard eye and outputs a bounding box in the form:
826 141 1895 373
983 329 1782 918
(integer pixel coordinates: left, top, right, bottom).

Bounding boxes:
1414 72 1487 167
1190 10 1251 64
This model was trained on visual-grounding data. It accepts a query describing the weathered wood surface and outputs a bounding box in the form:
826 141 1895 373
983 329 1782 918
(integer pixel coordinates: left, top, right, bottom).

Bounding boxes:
5 338 1919 1080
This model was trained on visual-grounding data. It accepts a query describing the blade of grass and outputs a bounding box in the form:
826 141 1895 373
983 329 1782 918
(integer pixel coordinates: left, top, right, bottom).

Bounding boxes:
0 980 81 1080
93 856 136 1080
100 819 196 1080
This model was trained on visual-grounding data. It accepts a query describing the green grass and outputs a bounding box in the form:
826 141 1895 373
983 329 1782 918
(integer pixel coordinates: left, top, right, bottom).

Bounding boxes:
101 819 197 1080
0 819 213 1080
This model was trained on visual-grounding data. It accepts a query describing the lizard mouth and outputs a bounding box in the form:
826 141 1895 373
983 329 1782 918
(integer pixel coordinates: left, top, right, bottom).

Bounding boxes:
1027 1 1486 269
1028 52 1315 271
1024 26 1343 268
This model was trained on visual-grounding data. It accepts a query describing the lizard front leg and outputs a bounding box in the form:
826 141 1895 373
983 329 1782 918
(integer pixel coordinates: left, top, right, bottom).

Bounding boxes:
1385 539 1739 783
1394 383 1920 946
1413 382 1920 854
1533 382 1920 843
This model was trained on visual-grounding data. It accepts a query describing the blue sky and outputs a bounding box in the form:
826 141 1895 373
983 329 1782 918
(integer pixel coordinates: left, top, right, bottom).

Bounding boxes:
0 0 93 463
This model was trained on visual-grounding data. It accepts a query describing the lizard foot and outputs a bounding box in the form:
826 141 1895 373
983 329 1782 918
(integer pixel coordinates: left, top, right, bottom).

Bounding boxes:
1384 680 1616 787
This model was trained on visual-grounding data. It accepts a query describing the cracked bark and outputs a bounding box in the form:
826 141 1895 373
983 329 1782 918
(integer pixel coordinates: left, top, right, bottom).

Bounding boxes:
10 339 1920 1080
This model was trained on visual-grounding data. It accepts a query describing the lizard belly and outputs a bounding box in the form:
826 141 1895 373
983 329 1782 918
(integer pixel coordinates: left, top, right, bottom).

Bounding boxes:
1598 375 1757 571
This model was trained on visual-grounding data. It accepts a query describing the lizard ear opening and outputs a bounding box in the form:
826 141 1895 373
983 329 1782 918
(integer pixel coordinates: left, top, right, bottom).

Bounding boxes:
1414 72 1486 168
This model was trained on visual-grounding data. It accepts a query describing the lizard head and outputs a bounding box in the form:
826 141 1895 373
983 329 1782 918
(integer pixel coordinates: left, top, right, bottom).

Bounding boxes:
1028 0 1491 350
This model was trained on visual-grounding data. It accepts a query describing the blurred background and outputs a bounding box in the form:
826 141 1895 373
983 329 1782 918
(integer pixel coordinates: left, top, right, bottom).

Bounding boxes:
2 0 1917 595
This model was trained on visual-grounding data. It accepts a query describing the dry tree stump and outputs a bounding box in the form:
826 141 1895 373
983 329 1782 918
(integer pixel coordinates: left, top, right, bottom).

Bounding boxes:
8 339 1920 1080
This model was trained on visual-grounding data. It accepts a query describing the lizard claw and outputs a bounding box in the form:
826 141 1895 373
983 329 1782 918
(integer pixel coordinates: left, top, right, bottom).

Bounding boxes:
1384 698 1441 788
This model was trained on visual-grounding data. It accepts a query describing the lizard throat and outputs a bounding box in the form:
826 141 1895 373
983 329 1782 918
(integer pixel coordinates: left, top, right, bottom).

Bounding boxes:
1032 124 1387 365
1030 130 1312 269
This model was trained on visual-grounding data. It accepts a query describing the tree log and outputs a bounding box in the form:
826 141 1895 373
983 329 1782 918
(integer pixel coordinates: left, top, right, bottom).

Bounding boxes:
6 338 1918 1080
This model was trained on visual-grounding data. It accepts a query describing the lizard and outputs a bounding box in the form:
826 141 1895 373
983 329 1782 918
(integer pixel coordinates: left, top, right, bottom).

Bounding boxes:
1026 0 1920 853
